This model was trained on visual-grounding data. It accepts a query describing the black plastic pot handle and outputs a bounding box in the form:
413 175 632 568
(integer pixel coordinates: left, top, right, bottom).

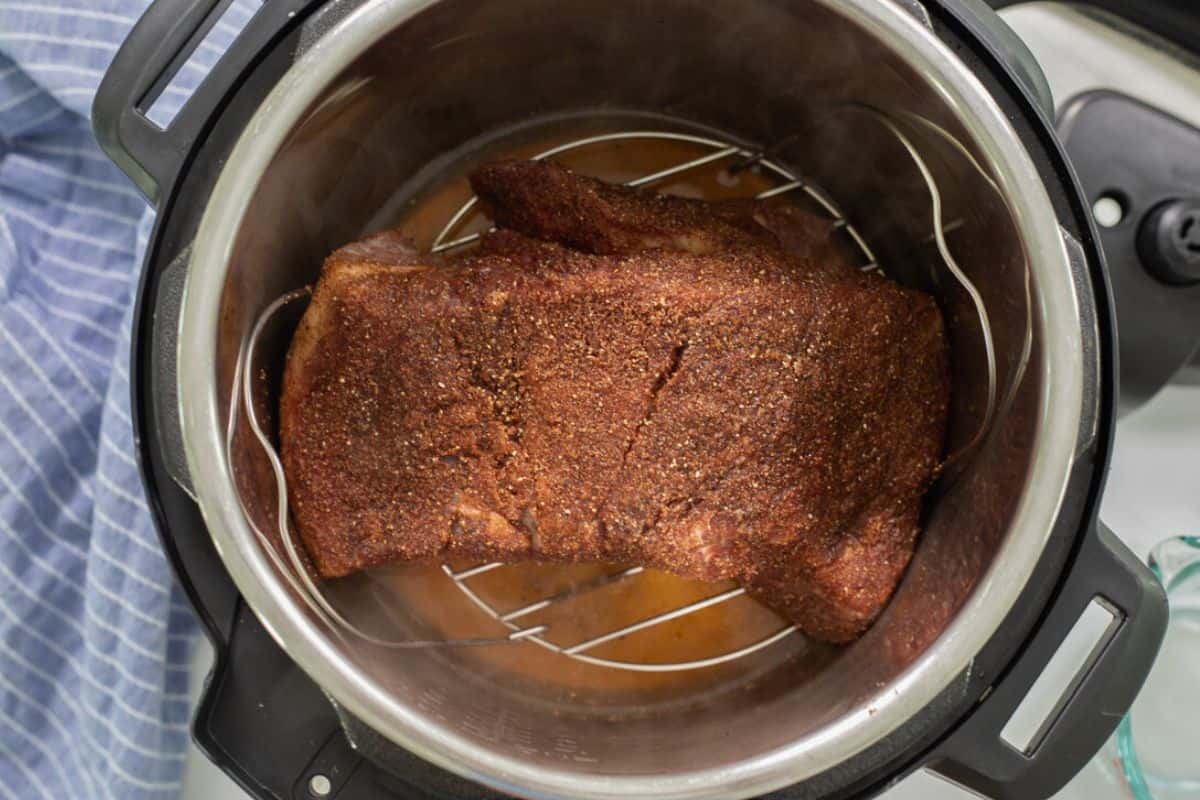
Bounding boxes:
940 0 1054 118
94 0 233 203
895 1 1053 118
93 0 316 204
929 524 1167 799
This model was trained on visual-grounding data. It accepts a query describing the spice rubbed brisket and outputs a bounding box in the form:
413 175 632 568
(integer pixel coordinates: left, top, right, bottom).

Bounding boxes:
280 160 950 643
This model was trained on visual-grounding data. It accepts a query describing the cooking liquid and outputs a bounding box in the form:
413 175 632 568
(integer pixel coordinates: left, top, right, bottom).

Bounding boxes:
332 117 831 705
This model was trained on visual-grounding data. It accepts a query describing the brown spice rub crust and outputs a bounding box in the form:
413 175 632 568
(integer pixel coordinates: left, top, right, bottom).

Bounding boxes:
280 161 949 643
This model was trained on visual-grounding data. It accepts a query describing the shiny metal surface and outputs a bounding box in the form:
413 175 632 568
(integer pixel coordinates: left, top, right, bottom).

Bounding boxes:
176 0 1088 798
1005 2 1200 132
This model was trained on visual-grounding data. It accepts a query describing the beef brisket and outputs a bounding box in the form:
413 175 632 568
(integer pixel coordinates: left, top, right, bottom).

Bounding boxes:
280 160 949 642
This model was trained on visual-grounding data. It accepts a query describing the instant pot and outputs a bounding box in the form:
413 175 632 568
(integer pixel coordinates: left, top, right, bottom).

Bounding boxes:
92 1 1200 798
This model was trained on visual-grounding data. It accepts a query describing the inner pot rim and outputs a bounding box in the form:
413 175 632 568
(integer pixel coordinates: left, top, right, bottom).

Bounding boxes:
177 0 1088 797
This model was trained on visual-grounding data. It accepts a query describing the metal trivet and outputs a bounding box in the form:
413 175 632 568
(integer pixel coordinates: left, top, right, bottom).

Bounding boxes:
232 117 1005 671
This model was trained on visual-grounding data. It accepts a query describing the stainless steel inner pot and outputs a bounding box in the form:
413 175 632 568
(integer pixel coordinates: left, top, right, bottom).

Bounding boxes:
176 1 1087 798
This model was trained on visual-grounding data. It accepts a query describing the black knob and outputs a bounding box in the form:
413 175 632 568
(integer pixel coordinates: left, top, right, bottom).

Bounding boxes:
1138 198 1200 285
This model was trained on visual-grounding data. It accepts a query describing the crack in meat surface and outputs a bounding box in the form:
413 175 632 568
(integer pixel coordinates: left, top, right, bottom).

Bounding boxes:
616 339 690 486
280 160 950 642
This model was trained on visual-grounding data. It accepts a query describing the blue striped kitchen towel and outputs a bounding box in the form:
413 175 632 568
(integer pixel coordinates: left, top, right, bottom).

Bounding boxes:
0 2 259 798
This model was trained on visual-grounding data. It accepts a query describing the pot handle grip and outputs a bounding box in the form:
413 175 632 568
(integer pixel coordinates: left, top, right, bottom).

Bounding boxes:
937 0 1055 118
93 0 231 204
92 0 312 204
928 524 1167 799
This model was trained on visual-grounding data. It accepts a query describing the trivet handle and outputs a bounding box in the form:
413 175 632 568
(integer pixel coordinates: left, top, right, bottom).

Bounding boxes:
928 524 1168 799
93 0 317 204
